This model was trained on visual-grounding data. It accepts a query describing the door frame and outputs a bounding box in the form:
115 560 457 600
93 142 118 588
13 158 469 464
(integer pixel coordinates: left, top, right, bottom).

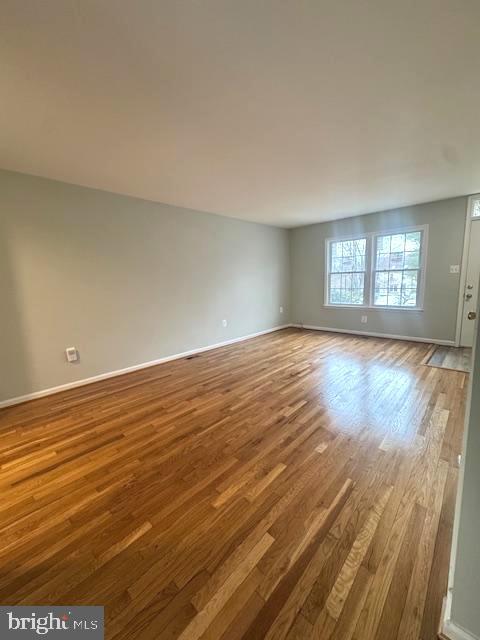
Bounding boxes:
455 194 480 347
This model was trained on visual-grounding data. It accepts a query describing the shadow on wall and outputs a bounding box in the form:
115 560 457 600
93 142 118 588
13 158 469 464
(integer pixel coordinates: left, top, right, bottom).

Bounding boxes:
0 219 31 404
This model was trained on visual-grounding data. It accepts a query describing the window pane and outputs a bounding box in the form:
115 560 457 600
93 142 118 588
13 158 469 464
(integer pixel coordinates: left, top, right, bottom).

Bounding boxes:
342 273 353 289
331 242 343 257
332 248 369 273
373 269 420 307
388 290 401 306
354 238 366 256
329 283 364 304
402 270 418 289
375 232 422 269
330 273 341 288
388 272 402 289
351 273 365 289
330 289 342 304
331 239 366 265
375 271 389 288
374 288 388 305
402 289 417 306
377 236 390 253
389 252 404 270
351 289 364 304
377 254 389 270
332 257 343 272
404 251 420 268
341 256 355 271
354 254 365 271
405 231 421 251
390 234 405 252
338 289 351 304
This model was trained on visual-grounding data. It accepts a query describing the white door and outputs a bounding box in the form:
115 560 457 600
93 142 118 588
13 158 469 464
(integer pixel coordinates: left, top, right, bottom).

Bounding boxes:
460 216 480 347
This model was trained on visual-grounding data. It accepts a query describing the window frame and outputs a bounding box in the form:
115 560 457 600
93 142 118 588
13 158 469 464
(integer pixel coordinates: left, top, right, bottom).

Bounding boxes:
324 224 428 311
325 235 369 307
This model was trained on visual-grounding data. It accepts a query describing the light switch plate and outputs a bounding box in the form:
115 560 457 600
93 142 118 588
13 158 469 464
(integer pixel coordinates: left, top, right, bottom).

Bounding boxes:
450 265 460 274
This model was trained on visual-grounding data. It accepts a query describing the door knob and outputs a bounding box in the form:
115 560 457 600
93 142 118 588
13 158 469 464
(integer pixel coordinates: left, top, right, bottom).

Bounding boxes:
468 311 477 320
465 293 473 299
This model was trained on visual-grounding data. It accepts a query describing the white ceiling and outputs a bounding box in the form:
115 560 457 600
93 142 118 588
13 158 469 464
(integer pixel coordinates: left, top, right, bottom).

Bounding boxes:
1 1 479 228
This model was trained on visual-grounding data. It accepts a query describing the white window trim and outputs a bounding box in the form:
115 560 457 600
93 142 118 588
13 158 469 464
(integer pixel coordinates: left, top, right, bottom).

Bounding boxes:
324 224 428 311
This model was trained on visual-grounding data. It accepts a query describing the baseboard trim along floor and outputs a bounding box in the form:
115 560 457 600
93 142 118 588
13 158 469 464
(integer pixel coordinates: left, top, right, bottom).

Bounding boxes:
0 323 458 409
0 324 291 409
440 593 480 640
292 323 456 347
441 620 480 640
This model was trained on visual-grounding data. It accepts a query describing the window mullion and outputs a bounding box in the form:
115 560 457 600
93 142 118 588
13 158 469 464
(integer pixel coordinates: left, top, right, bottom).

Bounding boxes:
416 267 421 307
366 235 375 307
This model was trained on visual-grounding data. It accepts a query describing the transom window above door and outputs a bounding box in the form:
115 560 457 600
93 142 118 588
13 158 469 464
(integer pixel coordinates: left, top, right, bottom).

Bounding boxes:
471 195 480 218
326 226 427 310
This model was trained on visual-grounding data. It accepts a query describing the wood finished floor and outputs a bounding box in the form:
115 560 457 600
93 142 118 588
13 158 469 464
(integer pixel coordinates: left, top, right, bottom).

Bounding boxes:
0 328 466 640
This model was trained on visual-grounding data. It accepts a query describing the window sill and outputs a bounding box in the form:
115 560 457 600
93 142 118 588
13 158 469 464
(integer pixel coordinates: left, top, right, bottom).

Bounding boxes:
323 304 424 312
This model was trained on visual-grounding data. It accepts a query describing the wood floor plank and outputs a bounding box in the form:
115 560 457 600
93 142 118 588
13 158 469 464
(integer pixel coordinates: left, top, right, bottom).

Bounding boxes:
396 460 449 640
373 502 427 640
326 483 392 621
177 533 274 640
0 328 465 640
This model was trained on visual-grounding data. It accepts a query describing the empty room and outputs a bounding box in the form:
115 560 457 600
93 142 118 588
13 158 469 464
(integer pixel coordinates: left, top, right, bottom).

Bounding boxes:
1 2 480 640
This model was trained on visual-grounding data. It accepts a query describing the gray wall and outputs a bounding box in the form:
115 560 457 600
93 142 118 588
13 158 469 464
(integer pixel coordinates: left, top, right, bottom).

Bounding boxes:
449 304 480 637
0 169 470 404
0 170 290 402
290 198 467 342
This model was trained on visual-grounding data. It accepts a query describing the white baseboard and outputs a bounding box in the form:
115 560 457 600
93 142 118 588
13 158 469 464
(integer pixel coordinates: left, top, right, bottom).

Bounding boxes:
0 322 457 409
291 323 456 346
441 592 480 640
442 620 480 640
0 324 291 409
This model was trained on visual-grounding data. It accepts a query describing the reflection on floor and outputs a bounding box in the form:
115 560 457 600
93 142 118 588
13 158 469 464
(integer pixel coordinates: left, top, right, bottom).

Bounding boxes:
0 328 467 640
426 345 472 373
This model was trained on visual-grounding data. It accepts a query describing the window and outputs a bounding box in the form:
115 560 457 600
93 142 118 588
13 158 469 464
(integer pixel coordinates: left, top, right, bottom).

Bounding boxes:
326 226 427 310
373 231 422 307
328 238 367 305
472 196 480 218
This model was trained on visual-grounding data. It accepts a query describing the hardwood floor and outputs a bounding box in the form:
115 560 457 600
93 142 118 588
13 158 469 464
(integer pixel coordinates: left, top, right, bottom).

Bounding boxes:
0 328 466 640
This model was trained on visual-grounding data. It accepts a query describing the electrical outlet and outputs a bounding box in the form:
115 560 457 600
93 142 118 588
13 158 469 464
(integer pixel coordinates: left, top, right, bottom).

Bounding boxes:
450 265 460 274
280 306 284 314
65 347 78 362
361 315 368 324
222 319 228 328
